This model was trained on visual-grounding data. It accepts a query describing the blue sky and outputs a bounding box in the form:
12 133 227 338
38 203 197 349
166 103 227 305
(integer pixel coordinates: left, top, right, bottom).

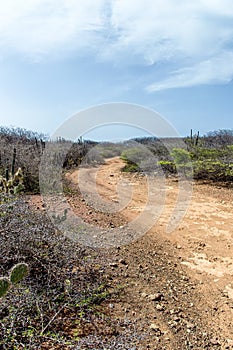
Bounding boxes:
0 0 233 141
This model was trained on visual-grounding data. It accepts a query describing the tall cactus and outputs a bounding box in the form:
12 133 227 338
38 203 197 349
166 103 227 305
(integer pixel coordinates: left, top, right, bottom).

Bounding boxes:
195 131 200 146
5 165 9 182
11 147 17 177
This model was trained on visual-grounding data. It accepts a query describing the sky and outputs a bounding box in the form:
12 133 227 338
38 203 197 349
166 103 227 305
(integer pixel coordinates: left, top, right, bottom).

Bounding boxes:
0 0 233 141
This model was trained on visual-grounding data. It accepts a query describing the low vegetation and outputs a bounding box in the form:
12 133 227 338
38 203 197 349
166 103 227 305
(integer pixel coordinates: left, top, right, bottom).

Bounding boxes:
0 127 96 194
0 125 232 347
120 129 233 184
1 127 232 194
0 262 28 297
0 194 115 349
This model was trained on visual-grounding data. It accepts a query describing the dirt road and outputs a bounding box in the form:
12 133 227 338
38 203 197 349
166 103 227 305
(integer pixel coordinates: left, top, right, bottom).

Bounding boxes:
45 157 233 348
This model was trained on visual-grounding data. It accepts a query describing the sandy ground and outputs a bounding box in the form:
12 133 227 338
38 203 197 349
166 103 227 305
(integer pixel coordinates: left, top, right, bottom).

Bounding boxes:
77 158 233 343
30 157 233 348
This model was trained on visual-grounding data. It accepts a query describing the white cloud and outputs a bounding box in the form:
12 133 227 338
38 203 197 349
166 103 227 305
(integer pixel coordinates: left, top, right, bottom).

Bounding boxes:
200 0 233 17
105 0 233 89
0 0 233 88
0 0 106 60
103 0 233 62
146 51 233 92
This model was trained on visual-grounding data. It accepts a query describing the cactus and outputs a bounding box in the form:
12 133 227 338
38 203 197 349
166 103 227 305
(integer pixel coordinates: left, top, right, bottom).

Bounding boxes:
11 147 17 177
195 131 200 146
0 263 29 298
10 263 29 284
52 208 68 224
0 167 24 194
40 139 46 151
0 277 11 298
14 183 25 194
12 167 24 186
0 147 25 194
0 176 6 192
5 166 9 182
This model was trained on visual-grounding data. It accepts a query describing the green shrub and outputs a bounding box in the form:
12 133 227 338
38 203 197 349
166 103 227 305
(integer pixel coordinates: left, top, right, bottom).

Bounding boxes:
158 160 176 174
121 163 140 173
171 148 191 164
121 147 151 165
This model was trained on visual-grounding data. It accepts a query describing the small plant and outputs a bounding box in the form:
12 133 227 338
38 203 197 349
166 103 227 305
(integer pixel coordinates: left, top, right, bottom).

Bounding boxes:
52 208 68 224
0 277 11 298
0 263 29 298
10 263 29 284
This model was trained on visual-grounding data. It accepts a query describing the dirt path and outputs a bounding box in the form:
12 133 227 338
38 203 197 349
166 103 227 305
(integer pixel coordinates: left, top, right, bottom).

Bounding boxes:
31 157 233 348
74 158 233 289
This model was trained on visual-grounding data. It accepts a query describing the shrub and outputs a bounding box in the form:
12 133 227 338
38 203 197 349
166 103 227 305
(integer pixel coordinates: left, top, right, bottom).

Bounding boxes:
158 160 176 174
121 147 151 166
171 148 191 164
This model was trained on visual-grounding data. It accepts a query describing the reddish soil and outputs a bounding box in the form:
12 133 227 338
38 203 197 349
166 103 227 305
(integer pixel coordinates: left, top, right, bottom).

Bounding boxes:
30 157 233 349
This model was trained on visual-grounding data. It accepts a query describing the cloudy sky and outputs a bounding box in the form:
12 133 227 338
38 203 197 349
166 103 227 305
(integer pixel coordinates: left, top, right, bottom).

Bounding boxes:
0 0 233 140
